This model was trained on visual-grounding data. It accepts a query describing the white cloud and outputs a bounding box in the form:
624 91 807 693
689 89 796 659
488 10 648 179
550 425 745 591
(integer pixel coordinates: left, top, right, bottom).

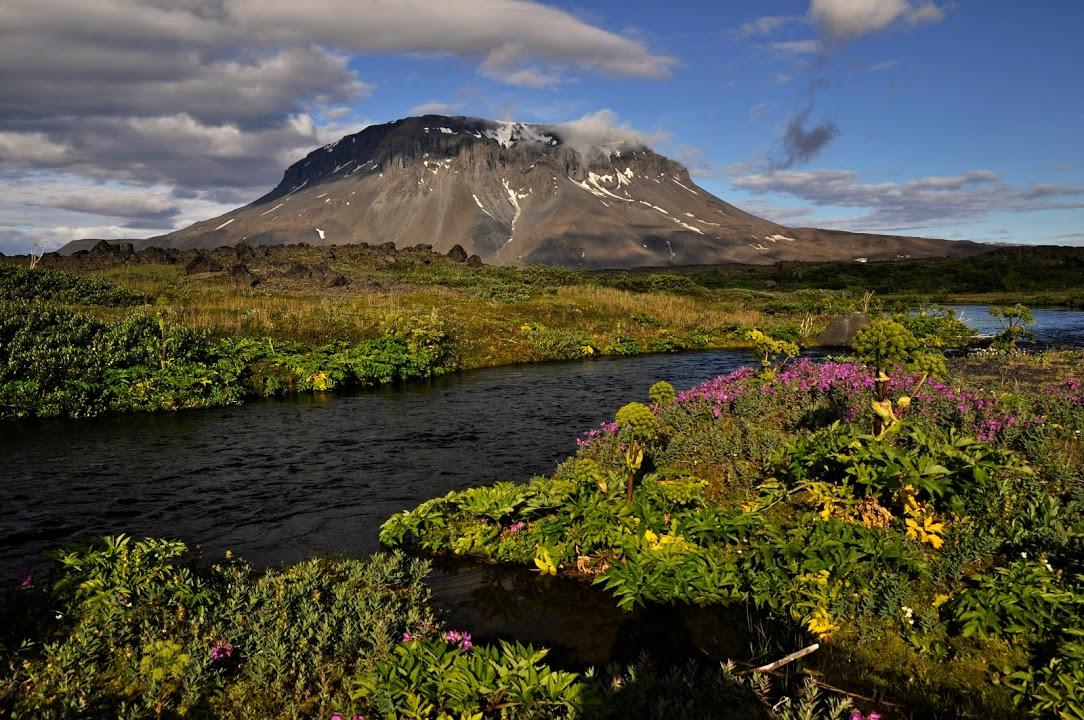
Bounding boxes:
866 58 902 71
809 0 946 43
771 40 821 55
0 131 72 167
735 15 806 38
549 109 666 160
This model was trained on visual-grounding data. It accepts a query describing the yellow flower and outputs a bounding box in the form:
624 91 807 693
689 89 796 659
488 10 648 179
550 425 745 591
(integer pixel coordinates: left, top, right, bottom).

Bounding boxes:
308 371 334 391
581 344 595 356
932 593 952 608
807 607 836 640
533 548 557 576
896 395 912 409
643 529 659 545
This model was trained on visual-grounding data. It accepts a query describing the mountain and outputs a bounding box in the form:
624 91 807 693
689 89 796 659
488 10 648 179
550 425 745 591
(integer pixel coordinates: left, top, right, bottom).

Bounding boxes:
61 115 984 267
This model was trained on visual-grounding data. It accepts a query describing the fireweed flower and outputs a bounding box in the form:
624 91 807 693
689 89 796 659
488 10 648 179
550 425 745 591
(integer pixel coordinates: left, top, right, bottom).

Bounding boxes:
209 641 234 661
444 630 473 650
509 521 526 534
402 632 414 642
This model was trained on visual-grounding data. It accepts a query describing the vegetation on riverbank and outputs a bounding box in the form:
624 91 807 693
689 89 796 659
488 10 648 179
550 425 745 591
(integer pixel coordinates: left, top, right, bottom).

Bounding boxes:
6 245 1080 421
0 260 849 420
381 345 1084 718
0 292 454 420
1 536 863 719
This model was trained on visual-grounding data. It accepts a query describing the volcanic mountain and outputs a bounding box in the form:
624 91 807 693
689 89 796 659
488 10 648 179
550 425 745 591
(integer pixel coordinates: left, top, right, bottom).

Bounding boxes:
68 115 982 267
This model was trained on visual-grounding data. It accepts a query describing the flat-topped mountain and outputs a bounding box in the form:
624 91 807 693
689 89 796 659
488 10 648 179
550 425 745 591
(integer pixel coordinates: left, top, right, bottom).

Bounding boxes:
61 115 984 267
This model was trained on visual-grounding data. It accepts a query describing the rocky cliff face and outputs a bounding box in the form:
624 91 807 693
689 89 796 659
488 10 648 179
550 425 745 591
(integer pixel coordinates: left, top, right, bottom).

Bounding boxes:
63 115 983 267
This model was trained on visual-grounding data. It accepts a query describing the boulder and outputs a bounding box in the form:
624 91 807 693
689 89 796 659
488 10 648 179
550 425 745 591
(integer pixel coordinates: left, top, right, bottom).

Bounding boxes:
376 241 397 252
447 244 468 262
185 254 224 275
817 312 871 348
466 254 483 267
281 261 308 278
325 273 350 288
228 264 260 287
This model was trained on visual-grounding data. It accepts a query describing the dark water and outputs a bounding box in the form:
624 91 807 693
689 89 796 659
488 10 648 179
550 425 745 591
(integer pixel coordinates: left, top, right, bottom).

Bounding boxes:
946 304 1084 347
0 349 755 579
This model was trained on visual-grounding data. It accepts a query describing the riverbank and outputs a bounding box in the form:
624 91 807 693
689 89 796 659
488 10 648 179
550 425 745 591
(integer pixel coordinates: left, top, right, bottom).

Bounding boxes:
5 252 1080 421
382 349 1084 718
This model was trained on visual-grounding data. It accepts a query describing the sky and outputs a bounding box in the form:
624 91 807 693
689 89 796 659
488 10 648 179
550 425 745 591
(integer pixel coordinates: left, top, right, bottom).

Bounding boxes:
1 0 1082 254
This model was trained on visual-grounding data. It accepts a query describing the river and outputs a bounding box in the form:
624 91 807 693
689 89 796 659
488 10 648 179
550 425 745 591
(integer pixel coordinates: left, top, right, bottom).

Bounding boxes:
3 305 1082 674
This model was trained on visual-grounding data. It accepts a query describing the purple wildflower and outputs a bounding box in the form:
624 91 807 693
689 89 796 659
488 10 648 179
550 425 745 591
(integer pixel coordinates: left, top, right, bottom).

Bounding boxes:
209 640 234 661
444 629 473 651
18 571 32 589
402 632 414 642
509 521 526 534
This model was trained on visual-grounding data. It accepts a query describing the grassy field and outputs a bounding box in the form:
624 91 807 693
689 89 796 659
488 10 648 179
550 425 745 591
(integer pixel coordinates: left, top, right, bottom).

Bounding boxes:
3 244 1082 421
85 257 836 368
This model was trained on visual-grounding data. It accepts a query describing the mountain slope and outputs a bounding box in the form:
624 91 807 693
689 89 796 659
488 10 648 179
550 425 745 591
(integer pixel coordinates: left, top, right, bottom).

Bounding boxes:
64 115 983 267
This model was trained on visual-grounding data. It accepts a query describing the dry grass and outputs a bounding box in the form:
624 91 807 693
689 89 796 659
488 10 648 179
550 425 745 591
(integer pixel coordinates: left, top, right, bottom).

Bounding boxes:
88 262 833 367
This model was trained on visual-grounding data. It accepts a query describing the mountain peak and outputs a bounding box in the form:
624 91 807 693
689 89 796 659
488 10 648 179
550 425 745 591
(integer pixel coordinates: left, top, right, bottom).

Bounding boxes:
128 114 979 268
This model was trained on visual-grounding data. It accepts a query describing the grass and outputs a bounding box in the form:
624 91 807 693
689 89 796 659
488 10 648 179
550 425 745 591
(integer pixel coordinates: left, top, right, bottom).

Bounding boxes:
87 261 816 368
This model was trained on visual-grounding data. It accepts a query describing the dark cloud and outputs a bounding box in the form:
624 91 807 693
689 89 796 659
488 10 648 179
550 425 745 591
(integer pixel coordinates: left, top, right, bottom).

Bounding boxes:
34 190 182 228
770 105 839 168
730 168 1084 231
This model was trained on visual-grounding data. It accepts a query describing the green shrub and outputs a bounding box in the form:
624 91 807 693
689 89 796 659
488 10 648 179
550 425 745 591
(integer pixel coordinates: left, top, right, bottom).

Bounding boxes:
0 265 147 306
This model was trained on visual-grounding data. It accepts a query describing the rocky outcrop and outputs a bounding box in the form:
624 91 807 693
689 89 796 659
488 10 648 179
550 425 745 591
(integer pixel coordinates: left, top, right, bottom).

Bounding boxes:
817 313 872 348
185 254 224 275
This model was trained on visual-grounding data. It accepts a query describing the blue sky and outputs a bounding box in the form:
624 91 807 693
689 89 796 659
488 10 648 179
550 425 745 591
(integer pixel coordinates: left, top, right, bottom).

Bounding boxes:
1 0 1081 252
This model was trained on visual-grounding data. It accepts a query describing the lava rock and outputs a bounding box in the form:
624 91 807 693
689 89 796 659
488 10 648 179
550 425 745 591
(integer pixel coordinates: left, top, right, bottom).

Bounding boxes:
281 261 308 278
325 273 350 288
228 264 260 287
185 254 224 275
447 244 468 263
817 312 871 348
376 241 397 252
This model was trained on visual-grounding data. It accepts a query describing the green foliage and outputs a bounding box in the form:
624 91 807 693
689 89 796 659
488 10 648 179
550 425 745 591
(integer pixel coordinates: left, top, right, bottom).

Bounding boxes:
0 265 147 306
384 357 1084 717
353 639 582 719
614 402 658 442
775 421 1032 507
896 305 974 348
521 323 597 361
4 539 436 719
648 380 676 406
990 304 1037 349
951 561 1082 641
852 318 918 372
747 328 799 370
0 302 456 419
